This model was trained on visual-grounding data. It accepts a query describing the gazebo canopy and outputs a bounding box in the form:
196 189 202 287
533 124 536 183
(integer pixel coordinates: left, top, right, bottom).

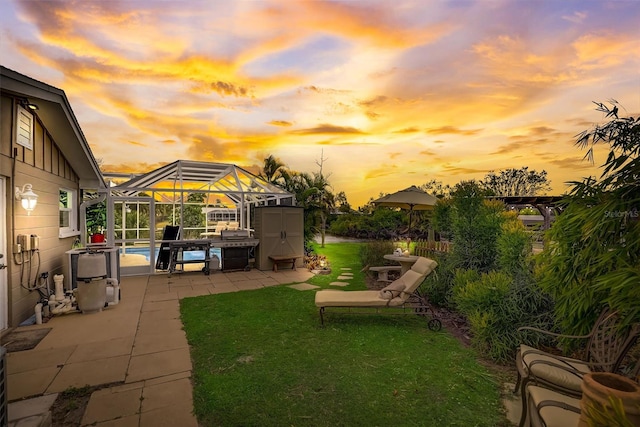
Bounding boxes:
108 160 294 206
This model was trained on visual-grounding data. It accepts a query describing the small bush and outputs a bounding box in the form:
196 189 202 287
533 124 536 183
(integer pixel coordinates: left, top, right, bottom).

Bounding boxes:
453 271 510 316
453 269 554 363
358 240 396 268
422 252 456 307
518 207 539 215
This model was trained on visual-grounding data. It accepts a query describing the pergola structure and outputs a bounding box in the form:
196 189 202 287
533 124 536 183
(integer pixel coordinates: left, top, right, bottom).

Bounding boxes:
107 160 294 231
93 160 295 275
487 195 564 230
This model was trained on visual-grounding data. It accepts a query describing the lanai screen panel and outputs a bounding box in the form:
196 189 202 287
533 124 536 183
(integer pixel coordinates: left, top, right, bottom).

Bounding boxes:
111 160 294 206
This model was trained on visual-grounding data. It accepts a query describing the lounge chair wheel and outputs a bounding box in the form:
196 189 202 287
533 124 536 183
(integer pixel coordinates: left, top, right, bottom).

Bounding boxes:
428 318 442 331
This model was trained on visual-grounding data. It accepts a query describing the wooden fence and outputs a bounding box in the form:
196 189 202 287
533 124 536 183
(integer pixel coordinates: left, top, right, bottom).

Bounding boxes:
413 239 452 256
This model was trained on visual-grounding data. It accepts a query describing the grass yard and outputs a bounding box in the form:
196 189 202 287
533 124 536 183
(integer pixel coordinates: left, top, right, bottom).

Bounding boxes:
181 243 507 426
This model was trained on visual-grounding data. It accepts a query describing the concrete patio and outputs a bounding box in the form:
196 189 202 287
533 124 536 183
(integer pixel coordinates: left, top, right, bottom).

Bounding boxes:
6 267 314 426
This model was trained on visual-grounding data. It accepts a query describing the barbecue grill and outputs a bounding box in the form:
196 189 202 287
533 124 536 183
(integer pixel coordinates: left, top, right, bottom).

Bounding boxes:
215 230 259 271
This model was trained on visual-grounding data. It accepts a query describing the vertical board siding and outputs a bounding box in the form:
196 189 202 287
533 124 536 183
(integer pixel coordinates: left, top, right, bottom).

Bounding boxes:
1 93 81 326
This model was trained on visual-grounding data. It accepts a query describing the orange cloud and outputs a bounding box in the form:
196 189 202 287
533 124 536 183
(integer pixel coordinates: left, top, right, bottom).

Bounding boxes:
426 126 482 136
364 165 399 180
290 124 366 135
393 127 421 134
440 163 489 176
267 120 293 127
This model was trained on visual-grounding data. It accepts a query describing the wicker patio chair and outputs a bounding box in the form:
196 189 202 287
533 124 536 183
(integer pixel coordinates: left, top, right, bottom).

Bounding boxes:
515 308 640 427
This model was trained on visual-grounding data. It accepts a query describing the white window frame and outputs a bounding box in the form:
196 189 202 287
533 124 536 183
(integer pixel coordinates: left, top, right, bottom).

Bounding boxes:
59 188 80 238
16 105 34 150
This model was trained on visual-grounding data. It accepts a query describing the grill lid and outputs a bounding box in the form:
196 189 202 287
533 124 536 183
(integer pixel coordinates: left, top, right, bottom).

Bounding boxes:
221 229 250 240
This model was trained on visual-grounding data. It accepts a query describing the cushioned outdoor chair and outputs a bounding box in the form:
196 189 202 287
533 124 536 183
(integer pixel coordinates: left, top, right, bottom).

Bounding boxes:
523 384 581 427
314 257 440 330
515 308 640 427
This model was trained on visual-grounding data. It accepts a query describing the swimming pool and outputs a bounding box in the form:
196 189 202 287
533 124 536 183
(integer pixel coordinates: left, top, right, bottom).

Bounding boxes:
119 246 222 262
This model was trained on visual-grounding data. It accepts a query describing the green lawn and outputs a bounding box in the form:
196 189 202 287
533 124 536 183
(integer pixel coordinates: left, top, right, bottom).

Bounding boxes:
181 243 507 426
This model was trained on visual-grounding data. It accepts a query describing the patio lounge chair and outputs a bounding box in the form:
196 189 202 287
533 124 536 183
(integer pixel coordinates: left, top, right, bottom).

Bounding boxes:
314 257 440 329
515 308 640 427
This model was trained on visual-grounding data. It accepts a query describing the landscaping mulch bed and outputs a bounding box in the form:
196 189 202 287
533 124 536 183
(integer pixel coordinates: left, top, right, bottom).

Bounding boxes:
364 274 472 347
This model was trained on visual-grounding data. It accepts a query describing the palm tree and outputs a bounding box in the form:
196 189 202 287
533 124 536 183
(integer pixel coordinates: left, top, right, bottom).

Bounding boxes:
260 155 286 185
297 172 334 247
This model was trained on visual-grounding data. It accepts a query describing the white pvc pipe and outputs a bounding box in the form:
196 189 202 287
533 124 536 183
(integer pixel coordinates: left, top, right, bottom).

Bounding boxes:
54 274 65 301
35 303 43 324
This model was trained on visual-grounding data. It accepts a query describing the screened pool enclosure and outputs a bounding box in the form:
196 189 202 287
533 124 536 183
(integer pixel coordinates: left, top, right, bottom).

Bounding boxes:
85 160 295 276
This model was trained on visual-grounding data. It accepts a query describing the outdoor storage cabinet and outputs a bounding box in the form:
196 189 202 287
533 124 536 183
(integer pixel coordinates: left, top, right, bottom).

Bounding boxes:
254 206 304 271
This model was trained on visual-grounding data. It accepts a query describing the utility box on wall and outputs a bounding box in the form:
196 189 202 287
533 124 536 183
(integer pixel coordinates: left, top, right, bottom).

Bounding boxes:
254 206 304 271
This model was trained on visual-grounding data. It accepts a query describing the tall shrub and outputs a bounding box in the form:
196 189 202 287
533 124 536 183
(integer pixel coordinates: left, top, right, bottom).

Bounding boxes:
537 102 640 334
451 213 554 363
450 181 505 272
431 198 453 240
497 212 532 280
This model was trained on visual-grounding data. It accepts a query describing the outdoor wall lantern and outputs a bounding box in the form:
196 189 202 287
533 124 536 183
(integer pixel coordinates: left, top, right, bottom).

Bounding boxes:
15 183 38 214
21 98 39 110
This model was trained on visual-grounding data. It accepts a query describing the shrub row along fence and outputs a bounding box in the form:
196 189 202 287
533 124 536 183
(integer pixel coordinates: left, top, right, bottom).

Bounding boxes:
413 240 452 256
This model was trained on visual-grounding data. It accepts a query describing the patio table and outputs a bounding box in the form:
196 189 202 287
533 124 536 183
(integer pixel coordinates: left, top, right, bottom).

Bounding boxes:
383 254 419 276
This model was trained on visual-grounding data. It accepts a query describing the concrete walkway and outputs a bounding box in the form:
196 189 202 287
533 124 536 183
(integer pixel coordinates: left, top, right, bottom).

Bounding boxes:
7 267 314 426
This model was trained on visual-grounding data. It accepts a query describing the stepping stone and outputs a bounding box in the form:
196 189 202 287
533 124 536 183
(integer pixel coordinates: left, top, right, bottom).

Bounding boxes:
337 275 352 280
330 282 349 287
288 283 320 291
340 267 352 270
340 272 353 276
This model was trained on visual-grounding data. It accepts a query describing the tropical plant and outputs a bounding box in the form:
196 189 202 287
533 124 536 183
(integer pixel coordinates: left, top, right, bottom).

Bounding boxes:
583 395 639 427
259 154 287 185
334 191 352 213
86 200 106 234
537 101 640 334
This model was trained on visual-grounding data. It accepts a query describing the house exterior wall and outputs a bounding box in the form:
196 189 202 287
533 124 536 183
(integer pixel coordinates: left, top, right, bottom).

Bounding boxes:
1 93 80 326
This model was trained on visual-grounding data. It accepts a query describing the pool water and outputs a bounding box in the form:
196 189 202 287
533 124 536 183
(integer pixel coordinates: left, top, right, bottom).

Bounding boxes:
119 247 222 262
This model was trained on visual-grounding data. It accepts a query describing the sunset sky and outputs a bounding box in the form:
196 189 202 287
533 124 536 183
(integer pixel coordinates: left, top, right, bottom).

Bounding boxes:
1 0 639 207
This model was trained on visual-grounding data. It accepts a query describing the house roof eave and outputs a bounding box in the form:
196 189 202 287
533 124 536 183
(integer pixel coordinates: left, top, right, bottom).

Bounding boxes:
0 66 106 190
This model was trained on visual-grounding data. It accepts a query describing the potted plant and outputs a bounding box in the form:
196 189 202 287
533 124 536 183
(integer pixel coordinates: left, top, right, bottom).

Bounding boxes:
579 372 640 426
86 201 106 244
89 226 105 243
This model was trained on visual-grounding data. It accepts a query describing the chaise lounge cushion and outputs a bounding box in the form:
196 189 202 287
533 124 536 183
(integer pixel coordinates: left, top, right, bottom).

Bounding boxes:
526 385 580 427
379 279 405 299
410 257 438 275
315 289 405 307
519 344 590 393
314 257 438 309
378 270 424 299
